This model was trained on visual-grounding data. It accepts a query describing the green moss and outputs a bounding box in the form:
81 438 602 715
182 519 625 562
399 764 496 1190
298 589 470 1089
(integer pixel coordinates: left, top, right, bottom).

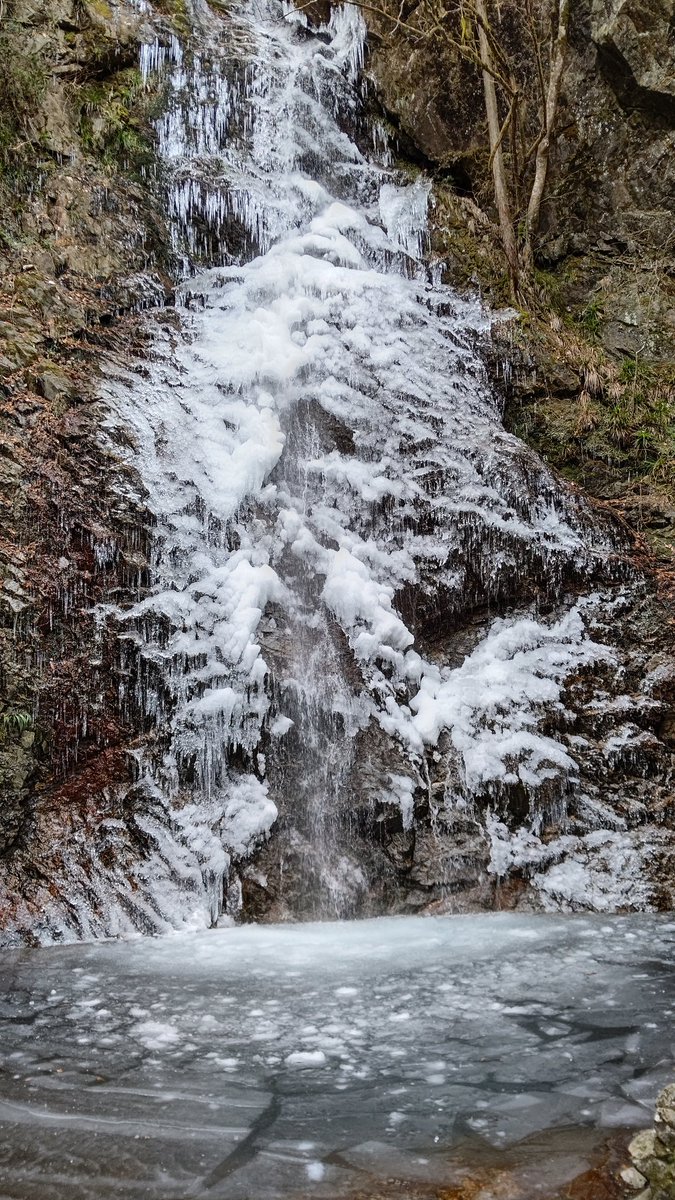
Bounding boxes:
532 268 566 314
601 357 675 467
85 0 113 17
78 68 158 176
576 297 604 338
151 0 192 39
0 23 48 183
430 182 512 305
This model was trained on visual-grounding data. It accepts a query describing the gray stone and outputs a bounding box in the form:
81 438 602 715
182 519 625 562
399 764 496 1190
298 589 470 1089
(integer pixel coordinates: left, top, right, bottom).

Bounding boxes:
591 0 675 102
656 1086 675 1129
36 369 74 403
622 1166 648 1189
630 1129 658 1168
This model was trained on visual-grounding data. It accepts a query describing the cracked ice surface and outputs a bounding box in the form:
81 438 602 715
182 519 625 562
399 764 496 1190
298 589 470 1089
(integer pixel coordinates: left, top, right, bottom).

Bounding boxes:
0 914 673 1198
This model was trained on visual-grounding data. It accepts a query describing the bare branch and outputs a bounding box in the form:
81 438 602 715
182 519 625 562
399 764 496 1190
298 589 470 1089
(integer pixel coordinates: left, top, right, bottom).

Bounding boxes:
525 0 570 258
287 0 517 93
474 0 519 294
287 0 570 289
524 0 547 119
487 90 517 170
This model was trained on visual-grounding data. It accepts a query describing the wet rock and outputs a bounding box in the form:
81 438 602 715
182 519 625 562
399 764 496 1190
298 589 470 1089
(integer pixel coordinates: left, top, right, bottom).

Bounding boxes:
34 368 75 403
591 0 675 110
621 1170 649 1190
0 0 178 876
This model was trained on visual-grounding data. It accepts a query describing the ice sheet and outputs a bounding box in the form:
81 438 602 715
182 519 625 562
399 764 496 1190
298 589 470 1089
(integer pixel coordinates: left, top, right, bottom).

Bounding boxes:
0 914 672 1199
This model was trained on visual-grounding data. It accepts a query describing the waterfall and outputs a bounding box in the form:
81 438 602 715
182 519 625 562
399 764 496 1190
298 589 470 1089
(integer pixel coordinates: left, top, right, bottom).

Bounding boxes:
5 0 654 944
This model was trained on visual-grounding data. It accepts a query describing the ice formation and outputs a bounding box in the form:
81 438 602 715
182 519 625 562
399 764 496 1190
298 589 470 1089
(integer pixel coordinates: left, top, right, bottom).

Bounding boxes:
13 0 649 940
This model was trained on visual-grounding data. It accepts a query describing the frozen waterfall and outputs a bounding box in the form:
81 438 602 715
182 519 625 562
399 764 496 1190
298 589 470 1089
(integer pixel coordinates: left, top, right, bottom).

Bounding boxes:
9 0 648 942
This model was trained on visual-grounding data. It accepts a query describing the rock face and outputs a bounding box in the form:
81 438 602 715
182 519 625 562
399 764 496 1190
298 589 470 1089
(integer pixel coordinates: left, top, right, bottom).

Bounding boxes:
0 0 673 942
550 0 675 348
365 0 675 307
0 0 176 903
592 0 675 111
364 0 675 540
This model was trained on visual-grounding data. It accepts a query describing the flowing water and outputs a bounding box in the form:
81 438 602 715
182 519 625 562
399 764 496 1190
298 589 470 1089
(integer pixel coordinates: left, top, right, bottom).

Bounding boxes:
0 914 673 1198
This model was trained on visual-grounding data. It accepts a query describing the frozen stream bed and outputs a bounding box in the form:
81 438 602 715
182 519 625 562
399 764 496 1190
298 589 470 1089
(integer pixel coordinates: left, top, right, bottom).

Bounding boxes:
0 914 673 1199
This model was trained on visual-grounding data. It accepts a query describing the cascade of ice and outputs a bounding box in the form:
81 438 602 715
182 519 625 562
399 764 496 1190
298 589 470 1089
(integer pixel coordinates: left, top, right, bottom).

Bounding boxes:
79 0 633 937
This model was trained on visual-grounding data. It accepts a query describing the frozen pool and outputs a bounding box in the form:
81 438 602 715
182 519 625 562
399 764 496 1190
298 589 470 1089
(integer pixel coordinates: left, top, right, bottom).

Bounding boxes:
0 913 673 1198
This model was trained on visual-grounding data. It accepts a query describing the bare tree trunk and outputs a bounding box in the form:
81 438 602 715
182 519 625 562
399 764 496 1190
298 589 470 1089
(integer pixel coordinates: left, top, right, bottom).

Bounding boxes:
524 0 569 267
474 0 519 297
